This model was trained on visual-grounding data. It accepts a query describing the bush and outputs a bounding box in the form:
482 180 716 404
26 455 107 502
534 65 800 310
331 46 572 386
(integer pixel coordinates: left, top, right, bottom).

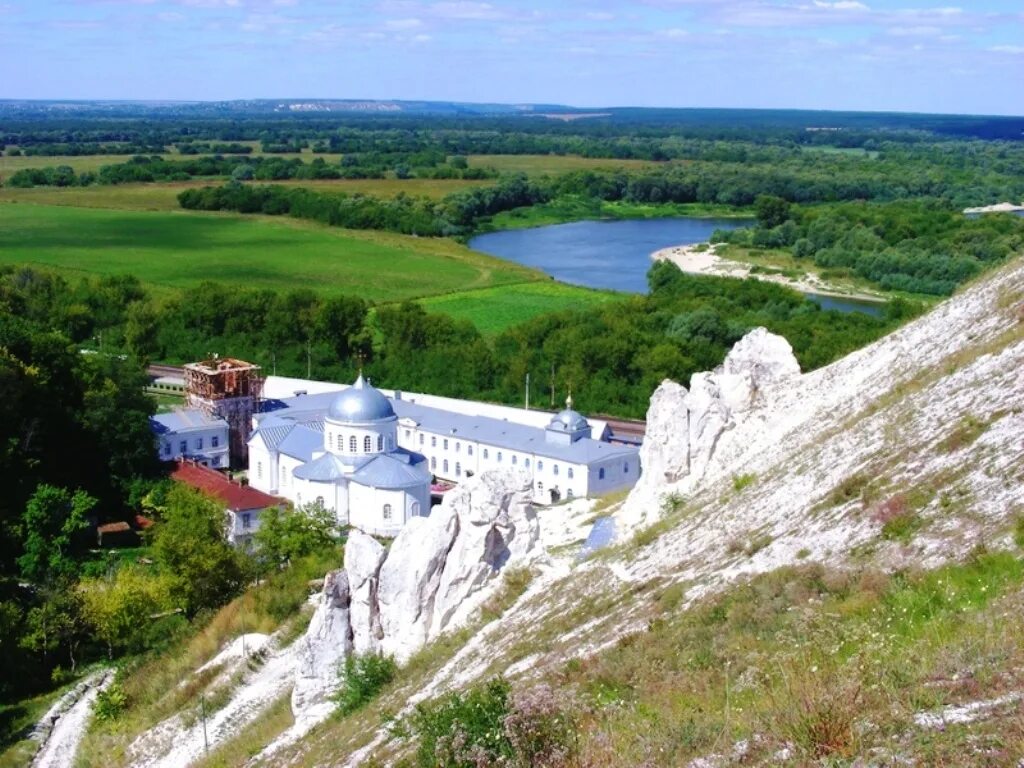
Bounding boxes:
93 682 128 722
335 654 397 716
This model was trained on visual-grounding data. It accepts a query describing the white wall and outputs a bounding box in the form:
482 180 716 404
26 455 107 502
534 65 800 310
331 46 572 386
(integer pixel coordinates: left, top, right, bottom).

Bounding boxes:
158 424 230 468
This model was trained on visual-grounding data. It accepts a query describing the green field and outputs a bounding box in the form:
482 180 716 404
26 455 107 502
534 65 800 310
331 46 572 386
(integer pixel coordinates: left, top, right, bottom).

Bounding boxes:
0 204 542 301
418 281 626 336
0 177 490 211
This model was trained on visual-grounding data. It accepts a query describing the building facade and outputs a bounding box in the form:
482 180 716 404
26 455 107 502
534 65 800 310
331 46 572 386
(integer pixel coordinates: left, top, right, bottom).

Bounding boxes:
249 375 432 537
151 409 230 468
250 377 640 512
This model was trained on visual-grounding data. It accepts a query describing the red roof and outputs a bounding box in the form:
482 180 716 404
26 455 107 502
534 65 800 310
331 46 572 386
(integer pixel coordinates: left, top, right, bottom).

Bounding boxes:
171 460 282 512
98 521 132 534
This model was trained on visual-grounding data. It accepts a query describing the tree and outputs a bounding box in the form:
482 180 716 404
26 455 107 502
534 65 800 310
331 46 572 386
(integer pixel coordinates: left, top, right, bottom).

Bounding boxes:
151 484 245 617
316 296 369 362
755 194 792 229
79 566 175 658
252 501 339 572
17 485 96 584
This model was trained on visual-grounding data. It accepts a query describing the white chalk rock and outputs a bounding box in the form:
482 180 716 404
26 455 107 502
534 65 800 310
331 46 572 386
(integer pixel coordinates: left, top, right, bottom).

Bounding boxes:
623 328 800 529
430 470 538 635
377 507 460 663
344 531 387 655
292 570 352 722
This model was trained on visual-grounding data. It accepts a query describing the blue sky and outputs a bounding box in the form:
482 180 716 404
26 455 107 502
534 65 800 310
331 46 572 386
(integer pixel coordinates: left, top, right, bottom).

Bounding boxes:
2 1 1022 114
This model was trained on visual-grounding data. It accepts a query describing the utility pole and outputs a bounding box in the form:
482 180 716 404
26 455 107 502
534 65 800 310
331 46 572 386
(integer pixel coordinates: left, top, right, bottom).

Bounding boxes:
550 363 555 408
306 340 311 378
272 350 277 376
525 372 530 410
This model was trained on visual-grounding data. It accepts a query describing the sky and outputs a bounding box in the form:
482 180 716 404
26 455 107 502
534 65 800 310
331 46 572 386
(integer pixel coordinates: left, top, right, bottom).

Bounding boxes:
1 0 1022 115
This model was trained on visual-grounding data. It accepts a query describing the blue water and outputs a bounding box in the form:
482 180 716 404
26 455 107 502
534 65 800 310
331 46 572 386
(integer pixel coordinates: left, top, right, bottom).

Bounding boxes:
469 218 886 316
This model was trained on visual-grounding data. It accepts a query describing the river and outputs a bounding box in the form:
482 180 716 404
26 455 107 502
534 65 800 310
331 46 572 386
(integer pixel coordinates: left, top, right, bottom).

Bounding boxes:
469 218 885 316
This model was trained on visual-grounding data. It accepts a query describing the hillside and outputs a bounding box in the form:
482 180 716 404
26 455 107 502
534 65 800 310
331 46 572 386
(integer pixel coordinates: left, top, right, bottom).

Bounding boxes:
63 256 1024 767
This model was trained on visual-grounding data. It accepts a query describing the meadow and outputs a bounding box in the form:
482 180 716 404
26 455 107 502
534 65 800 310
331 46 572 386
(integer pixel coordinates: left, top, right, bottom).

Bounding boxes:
0 204 543 302
418 281 624 336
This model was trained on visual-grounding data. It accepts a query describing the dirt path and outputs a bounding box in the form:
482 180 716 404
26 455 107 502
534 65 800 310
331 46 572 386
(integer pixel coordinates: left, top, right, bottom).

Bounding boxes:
33 669 113 768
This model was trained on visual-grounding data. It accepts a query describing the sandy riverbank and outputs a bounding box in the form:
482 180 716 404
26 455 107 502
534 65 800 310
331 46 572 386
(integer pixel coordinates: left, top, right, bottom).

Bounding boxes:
651 242 886 303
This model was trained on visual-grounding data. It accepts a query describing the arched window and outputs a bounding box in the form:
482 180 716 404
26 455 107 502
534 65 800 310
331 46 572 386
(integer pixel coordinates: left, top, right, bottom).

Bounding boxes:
431 456 436 469
419 434 424 445
567 489 574 499
377 435 383 451
511 455 517 465
525 458 531 469
624 462 629 474
364 435 372 452
431 436 437 447
336 433 343 451
483 448 489 459
497 451 503 462
411 501 421 517
443 439 449 450
456 442 461 453
567 467 574 479
349 435 357 452
383 503 392 520
553 464 559 476
468 445 473 456
455 462 461 477
316 496 324 508
537 481 544 492
280 465 287 485
599 467 605 480
443 459 449 474
537 460 544 471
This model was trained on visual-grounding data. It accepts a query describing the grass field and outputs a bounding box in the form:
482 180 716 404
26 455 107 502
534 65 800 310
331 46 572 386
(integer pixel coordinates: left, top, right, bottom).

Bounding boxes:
0 177 489 211
418 281 626 336
0 204 543 301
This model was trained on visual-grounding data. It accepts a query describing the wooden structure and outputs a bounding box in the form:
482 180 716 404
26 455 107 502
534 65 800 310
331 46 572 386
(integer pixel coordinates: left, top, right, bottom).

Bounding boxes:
184 356 262 466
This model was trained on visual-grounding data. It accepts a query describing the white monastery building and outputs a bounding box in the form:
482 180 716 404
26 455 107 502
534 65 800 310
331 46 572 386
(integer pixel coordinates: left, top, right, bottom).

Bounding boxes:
247 374 641 533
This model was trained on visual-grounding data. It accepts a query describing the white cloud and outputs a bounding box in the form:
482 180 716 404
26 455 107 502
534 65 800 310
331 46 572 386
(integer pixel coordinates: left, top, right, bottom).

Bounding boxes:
887 25 941 36
385 17 422 28
989 44 1024 54
813 1 869 10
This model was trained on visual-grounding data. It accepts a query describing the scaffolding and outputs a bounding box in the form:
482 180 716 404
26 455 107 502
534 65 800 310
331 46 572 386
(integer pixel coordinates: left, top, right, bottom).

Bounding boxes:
185 357 263 467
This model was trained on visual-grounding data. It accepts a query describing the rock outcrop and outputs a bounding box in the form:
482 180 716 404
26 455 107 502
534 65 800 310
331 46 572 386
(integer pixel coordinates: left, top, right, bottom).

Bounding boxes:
292 570 352 721
624 328 800 525
288 469 540 729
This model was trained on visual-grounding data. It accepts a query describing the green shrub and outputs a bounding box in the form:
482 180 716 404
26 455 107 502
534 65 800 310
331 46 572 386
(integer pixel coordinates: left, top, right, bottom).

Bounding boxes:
93 682 128 722
732 473 757 492
334 654 397 716
407 677 513 767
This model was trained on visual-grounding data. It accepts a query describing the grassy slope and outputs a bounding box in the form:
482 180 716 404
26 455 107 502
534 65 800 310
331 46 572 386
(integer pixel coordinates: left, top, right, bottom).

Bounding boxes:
0 204 543 301
417 281 623 336
485 197 753 232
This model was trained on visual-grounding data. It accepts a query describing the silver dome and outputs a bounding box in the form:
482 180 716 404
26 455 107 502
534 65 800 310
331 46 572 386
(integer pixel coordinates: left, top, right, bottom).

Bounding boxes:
326 374 395 423
549 408 588 432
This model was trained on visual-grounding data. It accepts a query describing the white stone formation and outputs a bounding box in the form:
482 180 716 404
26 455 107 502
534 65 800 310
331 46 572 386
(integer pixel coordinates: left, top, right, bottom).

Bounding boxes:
624 327 801 525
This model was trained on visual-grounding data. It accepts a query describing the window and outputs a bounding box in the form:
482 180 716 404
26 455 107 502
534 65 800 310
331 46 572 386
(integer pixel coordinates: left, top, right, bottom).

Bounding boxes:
567 489 574 499
163 442 171 455
257 461 263 479
456 442 461 453
364 435 372 452
316 496 324 508
538 460 544 471
212 456 220 467
443 439 449 450
568 467 574 479
411 501 421 517
196 437 203 450
431 436 437 447
405 429 411 439
377 435 383 451
431 456 436 469
443 459 449 474
242 512 251 530
350 435 357 452
383 504 392 520
624 462 630 474
553 464 559 476
455 462 461 477
525 458 530 469
497 451 503 463
419 434 424 445
468 445 473 456
280 465 286 484
179 440 187 454
483 448 489 459
511 455 517 465
537 482 544 492
211 436 219 448
599 467 605 480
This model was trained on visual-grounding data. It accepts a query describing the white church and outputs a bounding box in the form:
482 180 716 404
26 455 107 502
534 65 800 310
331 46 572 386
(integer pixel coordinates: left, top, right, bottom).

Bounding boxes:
247 373 640 536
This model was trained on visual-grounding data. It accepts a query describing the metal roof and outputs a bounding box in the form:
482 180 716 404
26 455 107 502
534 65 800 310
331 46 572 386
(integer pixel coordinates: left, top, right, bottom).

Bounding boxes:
151 408 228 435
326 374 396 424
292 448 429 490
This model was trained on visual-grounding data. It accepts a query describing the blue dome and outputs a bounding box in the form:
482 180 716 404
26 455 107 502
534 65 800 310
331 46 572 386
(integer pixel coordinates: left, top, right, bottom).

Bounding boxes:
550 409 588 432
327 374 395 423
